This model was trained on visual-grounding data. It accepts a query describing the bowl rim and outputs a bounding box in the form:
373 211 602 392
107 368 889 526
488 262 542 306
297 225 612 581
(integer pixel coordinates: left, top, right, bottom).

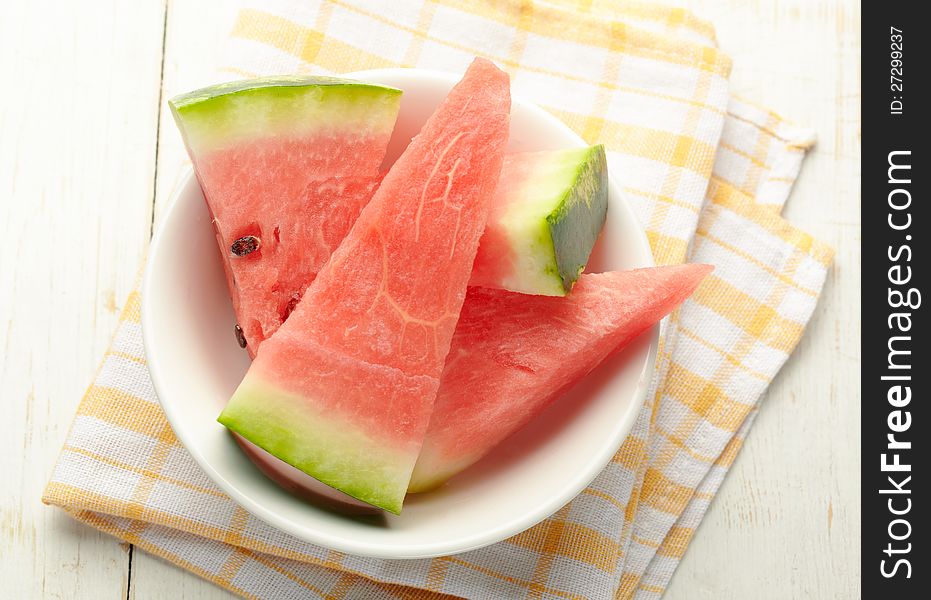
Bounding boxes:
142 66 657 558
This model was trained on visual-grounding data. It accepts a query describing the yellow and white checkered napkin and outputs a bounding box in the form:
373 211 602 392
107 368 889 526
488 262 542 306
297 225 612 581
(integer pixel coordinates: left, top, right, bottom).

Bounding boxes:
44 1 833 598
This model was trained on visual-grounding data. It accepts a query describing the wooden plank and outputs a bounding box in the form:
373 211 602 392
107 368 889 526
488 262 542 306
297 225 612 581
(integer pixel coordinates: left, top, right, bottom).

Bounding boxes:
130 552 236 600
0 0 167 598
128 1 240 598
150 0 242 226
665 0 861 598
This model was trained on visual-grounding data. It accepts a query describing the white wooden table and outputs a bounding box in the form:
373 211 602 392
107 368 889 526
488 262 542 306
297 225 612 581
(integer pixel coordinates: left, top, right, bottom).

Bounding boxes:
0 1 860 598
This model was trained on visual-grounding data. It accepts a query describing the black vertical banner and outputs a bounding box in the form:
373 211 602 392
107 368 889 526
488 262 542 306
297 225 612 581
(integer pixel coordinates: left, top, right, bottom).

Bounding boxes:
863 1 927 596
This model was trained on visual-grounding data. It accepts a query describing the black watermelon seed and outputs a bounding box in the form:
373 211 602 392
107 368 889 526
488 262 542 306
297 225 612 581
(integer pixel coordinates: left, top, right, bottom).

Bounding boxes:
283 292 301 321
234 324 247 348
231 235 260 257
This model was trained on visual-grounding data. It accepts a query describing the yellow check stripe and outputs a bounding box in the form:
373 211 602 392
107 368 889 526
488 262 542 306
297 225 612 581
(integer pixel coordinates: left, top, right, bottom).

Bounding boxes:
328 573 357 600
434 0 729 73
645 232 690 266
125 421 179 522
640 468 694 516
643 59 713 272
652 422 717 464
570 0 716 42
232 9 325 64
401 1 438 66
631 533 660 549
105 349 147 365
715 424 748 468
709 178 834 266
424 557 451 592
62 445 228 499
508 518 621 572
613 435 647 470
623 484 641 524
548 109 719 174
120 290 142 323
543 0 717 42
655 525 695 558
579 19 626 144
582 488 629 514
216 547 250 589
638 582 665 594
624 187 702 214
46 482 255 540
729 95 814 148
526 506 571 599
713 164 784 209
690 274 804 354
221 506 251 547
617 571 642 597
233 9 396 71
77 386 175 439
246 550 335 598
443 556 586 600
694 225 821 297
232 6 727 113
322 550 345 571
743 111 781 193
765 175 803 184
664 362 753 432
676 325 771 382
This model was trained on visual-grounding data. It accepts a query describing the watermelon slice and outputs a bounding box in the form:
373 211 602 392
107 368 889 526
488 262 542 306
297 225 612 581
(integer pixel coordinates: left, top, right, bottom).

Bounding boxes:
470 145 608 296
408 264 713 492
169 76 402 355
225 263 711 504
218 59 511 513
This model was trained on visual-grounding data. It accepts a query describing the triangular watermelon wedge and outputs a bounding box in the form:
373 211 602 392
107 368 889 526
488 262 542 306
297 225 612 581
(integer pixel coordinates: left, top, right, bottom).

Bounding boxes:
169 77 402 356
223 264 711 505
408 264 712 492
218 59 511 513
470 145 609 296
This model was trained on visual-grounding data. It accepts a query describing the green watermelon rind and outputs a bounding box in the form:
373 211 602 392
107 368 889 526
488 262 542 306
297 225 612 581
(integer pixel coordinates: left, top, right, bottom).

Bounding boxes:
547 144 609 292
170 75 402 112
169 75 401 110
489 145 609 296
168 76 403 153
219 376 411 514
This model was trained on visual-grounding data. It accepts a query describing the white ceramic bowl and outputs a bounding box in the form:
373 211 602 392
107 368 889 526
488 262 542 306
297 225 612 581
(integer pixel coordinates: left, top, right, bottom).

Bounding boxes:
142 68 655 559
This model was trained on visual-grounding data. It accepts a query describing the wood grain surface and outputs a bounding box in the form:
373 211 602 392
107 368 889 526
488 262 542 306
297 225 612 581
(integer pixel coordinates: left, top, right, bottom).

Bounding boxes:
0 1 860 598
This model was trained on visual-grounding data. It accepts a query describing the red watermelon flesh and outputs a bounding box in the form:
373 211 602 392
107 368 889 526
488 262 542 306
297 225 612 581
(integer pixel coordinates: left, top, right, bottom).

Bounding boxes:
229 264 711 505
169 77 402 355
205 172 380 356
218 59 511 513
408 264 713 492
